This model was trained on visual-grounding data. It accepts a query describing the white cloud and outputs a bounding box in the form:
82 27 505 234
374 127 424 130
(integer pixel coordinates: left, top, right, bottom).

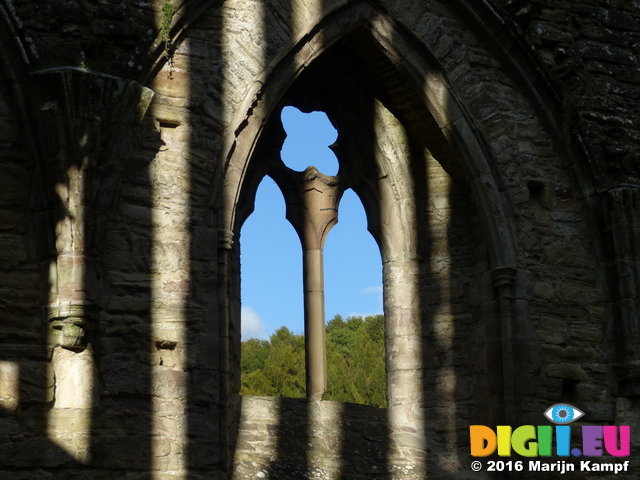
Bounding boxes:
351 285 384 318
241 306 267 340
361 285 383 295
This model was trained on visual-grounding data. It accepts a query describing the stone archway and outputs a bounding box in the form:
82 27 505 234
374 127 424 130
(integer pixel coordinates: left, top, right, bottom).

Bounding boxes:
218 1 520 369
220 2 517 269
217 1 531 476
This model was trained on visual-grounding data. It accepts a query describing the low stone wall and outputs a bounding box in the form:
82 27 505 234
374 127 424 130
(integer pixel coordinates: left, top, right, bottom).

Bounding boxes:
232 395 399 480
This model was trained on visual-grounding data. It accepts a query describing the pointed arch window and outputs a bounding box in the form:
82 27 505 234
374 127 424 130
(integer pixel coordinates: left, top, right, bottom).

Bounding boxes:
223 12 527 476
239 106 385 403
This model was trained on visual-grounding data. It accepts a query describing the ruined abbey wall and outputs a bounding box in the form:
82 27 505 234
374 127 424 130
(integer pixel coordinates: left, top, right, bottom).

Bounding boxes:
0 1 639 478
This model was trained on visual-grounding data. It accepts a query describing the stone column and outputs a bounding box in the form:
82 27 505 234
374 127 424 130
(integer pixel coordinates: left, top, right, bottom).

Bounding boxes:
492 266 518 424
217 227 235 470
271 165 342 399
31 68 153 350
27 67 152 461
303 248 328 399
384 257 425 472
600 188 640 397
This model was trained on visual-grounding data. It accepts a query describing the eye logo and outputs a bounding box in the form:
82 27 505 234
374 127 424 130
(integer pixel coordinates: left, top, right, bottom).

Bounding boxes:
544 404 584 424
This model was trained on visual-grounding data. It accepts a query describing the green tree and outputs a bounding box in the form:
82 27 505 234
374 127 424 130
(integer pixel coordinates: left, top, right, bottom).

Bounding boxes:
240 317 387 407
262 327 306 398
241 338 270 373
325 314 387 407
363 314 385 343
349 325 386 407
327 314 357 357
240 327 306 398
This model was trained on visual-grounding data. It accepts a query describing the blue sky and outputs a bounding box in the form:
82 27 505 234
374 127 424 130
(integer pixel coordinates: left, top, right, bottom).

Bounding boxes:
240 107 383 339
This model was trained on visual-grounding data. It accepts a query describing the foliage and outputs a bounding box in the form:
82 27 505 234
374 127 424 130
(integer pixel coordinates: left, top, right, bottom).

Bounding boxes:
161 1 174 63
240 314 387 407
240 326 306 398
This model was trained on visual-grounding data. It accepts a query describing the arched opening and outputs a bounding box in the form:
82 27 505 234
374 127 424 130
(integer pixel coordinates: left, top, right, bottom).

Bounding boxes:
231 20 494 413
325 189 382 320
223 6 522 475
238 106 386 406
239 177 303 340
324 189 385 406
239 176 305 398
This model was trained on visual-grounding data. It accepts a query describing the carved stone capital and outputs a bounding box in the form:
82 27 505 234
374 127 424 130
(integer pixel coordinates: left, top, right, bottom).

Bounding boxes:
274 166 342 251
217 228 235 250
491 266 517 291
48 302 98 351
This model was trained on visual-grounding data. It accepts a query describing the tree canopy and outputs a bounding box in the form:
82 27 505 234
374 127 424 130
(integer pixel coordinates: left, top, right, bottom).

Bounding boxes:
240 314 386 407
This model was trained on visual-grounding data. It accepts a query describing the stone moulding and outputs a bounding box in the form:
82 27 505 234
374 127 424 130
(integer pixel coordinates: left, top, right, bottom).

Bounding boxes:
271 164 343 399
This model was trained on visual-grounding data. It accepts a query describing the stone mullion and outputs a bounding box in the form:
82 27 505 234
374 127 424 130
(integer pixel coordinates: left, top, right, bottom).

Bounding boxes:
271 165 341 400
303 248 328 400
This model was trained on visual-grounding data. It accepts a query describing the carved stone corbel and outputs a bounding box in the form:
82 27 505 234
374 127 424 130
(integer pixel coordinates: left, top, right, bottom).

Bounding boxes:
48 302 99 350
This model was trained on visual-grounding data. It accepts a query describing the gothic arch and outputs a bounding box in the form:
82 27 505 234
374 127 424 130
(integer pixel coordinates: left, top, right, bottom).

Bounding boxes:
216 0 535 432
218 0 518 267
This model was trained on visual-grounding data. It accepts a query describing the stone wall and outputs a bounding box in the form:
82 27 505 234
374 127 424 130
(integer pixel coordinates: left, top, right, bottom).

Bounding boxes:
0 0 638 478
